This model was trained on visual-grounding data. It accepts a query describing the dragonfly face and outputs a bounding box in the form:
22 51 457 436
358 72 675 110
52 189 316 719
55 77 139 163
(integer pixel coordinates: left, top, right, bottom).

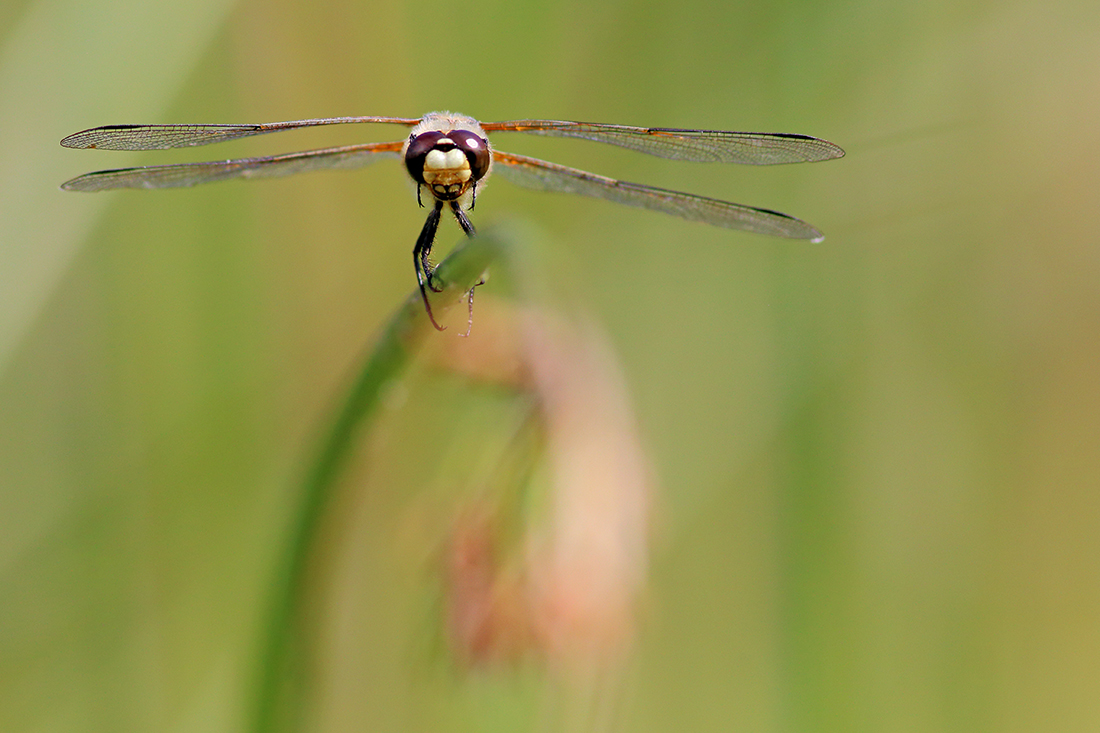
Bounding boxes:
403 113 492 206
60 111 844 333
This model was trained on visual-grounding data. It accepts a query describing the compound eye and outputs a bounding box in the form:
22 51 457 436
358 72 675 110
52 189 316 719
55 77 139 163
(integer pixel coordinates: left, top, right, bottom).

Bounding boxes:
405 130 448 183
447 129 491 181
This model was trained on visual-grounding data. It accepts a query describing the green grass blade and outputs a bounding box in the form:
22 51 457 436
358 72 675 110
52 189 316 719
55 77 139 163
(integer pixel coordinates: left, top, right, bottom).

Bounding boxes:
249 230 507 733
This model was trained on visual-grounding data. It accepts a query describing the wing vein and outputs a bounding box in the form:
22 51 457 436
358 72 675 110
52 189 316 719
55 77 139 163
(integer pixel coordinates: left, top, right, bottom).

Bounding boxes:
60 141 404 191
492 150 824 240
483 119 844 165
60 117 420 150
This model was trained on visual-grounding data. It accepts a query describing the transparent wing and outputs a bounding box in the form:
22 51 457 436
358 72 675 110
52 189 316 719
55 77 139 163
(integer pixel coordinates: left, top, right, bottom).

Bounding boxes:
492 150 824 241
60 116 420 150
483 119 844 165
60 141 405 192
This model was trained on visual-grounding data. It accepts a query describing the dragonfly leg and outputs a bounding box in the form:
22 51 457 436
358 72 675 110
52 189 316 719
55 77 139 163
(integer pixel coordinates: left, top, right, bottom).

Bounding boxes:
413 201 445 331
448 202 483 337
450 201 477 238
459 286 476 338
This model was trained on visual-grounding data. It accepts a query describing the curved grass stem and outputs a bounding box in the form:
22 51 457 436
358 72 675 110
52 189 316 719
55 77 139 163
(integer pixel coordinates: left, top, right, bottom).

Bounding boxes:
249 230 507 733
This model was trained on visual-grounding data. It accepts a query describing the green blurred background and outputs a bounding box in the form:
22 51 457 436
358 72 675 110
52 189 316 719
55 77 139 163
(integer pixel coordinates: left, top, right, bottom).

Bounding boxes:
3 0 1099 731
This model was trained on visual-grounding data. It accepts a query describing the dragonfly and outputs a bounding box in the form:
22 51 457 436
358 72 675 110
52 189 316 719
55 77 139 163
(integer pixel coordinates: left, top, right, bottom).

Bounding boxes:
60 111 844 332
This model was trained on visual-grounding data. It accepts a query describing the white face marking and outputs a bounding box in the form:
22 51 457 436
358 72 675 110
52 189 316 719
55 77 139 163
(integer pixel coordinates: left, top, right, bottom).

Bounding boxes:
402 112 493 207
424 148 469 173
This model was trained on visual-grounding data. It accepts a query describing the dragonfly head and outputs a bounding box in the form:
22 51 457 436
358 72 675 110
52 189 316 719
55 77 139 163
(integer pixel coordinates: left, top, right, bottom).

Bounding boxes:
404 114 491 206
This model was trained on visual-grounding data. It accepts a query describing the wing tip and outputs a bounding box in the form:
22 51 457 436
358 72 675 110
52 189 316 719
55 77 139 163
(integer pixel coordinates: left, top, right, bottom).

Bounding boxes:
821 141 846 161
60 133 93 149
59 176 98 192
799 137 844 163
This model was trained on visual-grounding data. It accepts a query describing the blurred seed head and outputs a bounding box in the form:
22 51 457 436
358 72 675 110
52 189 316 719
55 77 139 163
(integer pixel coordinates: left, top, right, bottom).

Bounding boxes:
436 301 653 678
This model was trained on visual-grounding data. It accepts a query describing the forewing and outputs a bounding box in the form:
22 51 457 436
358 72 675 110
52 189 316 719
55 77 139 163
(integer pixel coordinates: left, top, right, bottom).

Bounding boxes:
492 150 824 241
483 119 844 165
60 116 420 150
61 141 404 192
